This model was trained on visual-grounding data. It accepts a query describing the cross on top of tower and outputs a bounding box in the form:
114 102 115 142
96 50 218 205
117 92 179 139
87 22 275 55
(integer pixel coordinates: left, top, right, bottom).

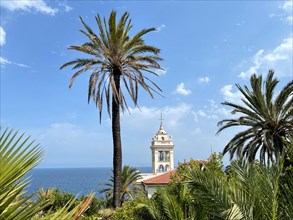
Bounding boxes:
160 111 164 128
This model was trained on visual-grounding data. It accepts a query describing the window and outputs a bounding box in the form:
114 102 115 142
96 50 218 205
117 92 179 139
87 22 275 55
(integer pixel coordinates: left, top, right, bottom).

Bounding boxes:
159 151 163 161
165 164 170 171
166 152 170 161
158 164 164 172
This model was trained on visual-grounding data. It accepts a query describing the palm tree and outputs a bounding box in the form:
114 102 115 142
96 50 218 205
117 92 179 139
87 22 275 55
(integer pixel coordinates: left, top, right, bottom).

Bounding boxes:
100 165 142 205
60 11 163 207
0 128 94 220
182 155 293 220
217 70 293 164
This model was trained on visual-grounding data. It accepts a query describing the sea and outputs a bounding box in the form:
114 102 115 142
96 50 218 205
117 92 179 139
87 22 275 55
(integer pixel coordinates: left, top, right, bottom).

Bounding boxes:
27 167 152 198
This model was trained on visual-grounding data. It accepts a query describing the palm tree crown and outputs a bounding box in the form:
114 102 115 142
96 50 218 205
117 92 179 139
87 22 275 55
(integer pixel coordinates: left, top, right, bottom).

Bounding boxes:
60 11 163 119
217 70 293 164
100 165 142 205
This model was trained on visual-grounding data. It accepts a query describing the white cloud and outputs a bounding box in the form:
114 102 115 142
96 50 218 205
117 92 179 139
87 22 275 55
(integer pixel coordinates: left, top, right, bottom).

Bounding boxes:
197 110 207 117
208 99 218 109
15 63 29 68
269 1 292 25
126 103 192 129
208 99 230 116
198 76 210 84
192 109 218 121
192 99 230 122
215 107 230 117
175 83 192 95
156 68 167 75
156 24 166 32
64 4 72 12
236 21 246 26
220 85 243 104
239 37 293 79
163 104 192 128
1 0 58 15
59 2 73 12
0 57 11 65
279 0 293 24
0 56 29 68
0 26 30 68
239 49 263 79
0 26 6 46
280 0 293 11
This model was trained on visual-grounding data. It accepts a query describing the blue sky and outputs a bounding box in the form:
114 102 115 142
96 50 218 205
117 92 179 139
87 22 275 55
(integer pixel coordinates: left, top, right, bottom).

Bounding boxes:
1 0 292 168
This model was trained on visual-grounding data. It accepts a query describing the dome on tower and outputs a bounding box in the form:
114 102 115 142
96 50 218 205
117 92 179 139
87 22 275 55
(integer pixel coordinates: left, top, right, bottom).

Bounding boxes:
150 115 175 174
152 124 173 143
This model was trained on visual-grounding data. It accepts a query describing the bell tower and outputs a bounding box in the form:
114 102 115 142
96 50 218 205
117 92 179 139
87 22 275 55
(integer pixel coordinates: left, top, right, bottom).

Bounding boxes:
150 114 175 174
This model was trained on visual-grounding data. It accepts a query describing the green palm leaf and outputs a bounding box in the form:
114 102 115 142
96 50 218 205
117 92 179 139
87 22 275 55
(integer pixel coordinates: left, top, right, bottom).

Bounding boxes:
0 128 46 220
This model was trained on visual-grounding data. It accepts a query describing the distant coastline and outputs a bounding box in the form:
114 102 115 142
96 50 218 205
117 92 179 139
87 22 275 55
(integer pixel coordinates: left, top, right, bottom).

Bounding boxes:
27 167 152 197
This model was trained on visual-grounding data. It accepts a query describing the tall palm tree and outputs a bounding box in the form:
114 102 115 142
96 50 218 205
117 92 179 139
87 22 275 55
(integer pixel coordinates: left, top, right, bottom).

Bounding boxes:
100 165 142 205
217 70 293 164
60 11 163 207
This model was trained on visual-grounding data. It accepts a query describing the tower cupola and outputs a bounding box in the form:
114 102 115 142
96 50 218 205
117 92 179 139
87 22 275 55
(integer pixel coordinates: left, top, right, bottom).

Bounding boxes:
150 114 175 174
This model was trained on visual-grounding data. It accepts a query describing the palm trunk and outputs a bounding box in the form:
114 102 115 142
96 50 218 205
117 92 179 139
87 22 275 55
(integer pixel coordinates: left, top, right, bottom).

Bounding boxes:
112 74 122 208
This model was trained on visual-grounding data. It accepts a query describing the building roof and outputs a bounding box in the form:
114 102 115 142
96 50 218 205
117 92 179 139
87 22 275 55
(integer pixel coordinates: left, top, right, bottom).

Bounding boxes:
143 170 176 185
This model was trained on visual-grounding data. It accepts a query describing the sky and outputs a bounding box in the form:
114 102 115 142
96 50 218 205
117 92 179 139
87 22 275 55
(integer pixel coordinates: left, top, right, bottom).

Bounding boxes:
1 0 292 168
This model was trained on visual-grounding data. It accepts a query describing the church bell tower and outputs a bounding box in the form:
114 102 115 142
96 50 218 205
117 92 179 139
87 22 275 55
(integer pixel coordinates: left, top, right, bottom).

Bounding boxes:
150 114 175 174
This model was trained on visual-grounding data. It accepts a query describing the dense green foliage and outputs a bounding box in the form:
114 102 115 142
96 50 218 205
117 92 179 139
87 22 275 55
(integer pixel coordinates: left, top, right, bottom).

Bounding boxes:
33 190 106 219
35 188 78 213
108 197 150 220
111 150 293 220
218 70 293 164
60 10 163 207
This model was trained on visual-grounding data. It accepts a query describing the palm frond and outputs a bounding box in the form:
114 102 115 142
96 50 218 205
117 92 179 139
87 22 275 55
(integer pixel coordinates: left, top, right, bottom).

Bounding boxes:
218 70 293 164
0 128 46 220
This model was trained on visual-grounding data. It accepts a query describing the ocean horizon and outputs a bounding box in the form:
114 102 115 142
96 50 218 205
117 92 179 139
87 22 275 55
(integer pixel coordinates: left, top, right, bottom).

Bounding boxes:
27 167 152 198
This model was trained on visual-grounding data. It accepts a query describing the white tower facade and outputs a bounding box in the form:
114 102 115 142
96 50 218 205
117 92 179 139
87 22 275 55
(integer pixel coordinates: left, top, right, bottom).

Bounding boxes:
150 120 175 174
